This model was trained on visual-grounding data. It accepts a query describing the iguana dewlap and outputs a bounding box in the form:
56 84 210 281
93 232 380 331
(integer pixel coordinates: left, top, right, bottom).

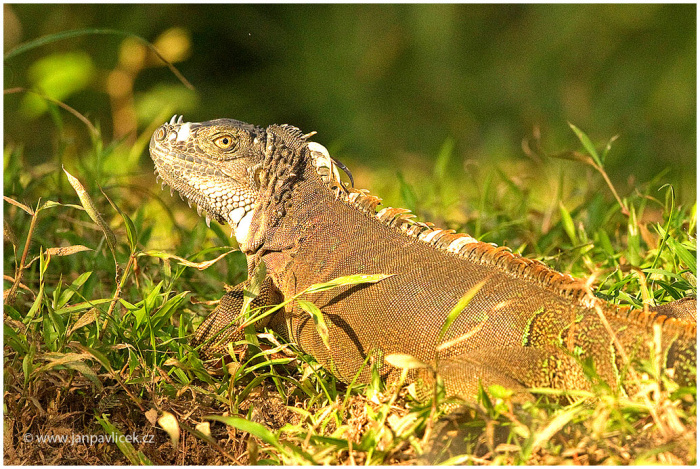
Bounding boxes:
149 116 696 401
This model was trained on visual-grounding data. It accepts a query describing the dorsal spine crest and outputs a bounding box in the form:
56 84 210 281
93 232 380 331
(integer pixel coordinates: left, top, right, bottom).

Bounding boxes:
305 139 696 338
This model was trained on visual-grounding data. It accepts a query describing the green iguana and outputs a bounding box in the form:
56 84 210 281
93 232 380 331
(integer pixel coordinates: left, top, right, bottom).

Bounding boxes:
149 115 696 402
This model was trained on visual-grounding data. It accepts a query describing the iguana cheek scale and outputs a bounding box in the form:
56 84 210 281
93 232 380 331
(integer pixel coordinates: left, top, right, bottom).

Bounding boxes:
149 116 697 402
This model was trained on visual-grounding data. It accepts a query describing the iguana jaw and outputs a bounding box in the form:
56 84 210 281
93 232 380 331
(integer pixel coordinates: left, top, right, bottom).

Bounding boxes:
149 115 262 236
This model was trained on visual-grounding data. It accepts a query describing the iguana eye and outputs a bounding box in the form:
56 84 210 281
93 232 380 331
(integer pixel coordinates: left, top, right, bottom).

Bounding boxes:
214 135 236 150
155 127 166 141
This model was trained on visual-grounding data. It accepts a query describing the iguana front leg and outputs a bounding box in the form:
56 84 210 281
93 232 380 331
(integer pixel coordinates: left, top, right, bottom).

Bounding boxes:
193 275 282 359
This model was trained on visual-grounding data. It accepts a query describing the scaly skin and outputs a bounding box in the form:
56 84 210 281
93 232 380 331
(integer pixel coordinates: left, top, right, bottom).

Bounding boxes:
149 116 696 402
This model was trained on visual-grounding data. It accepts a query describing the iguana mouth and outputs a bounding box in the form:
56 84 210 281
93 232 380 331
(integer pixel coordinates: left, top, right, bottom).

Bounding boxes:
149 115 255 229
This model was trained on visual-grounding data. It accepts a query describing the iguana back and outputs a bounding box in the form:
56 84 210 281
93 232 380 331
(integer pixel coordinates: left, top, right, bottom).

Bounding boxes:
149 116 696 402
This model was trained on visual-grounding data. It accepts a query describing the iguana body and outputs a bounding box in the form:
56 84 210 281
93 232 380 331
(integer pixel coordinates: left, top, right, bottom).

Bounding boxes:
150 116 696 401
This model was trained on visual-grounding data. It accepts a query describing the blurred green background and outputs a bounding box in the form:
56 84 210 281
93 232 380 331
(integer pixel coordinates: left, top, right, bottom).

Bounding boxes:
4 4 696 207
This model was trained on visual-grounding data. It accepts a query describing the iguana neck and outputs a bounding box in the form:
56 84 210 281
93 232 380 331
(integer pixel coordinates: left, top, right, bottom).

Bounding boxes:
257 124 309 217
237 124 315 253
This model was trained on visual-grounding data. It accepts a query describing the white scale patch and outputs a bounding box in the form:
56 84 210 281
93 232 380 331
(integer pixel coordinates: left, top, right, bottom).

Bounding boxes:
235 211 254 246
447 236 477 253
176 123 192 142
308 141 341 182
229 207 254 246
229 207 246 225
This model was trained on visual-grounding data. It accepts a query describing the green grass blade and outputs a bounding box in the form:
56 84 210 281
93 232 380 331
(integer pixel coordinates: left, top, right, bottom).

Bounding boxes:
242 262 267 313
297 299 331 350
304 273 393 294
24 287 44 324
666 235 697 275
559 201 578 246
55 271 92 310
206 416 281 450
438 279 486 342
433 137 455 181
103 187 138 252
95 414 153 465
600 134 619 163
568 122 602 167
4 28 193 90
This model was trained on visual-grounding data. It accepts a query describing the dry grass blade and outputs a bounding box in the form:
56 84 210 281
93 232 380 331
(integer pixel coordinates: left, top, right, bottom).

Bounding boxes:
4 199 41 306
591 163 629 216
304 273 394 293
158 411 181 447
4 218 18 246
3 275 35 300
529 404 582 455
142 249 237 270
68 307 98 335
46 245 93 257
548 150 594 165
550 124 629 216
436 321 486 352
179 420 239 464
384 353 430 370
32 351 95 372
75 344 145 411
3 195 34 215
63 167 118 263
31 352 103 389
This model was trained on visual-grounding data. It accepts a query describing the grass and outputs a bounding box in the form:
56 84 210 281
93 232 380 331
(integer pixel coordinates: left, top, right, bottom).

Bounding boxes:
4 107 696 465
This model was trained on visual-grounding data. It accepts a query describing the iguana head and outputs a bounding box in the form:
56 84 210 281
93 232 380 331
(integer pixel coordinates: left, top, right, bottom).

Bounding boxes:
149 115 339 248
149 116 267 235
